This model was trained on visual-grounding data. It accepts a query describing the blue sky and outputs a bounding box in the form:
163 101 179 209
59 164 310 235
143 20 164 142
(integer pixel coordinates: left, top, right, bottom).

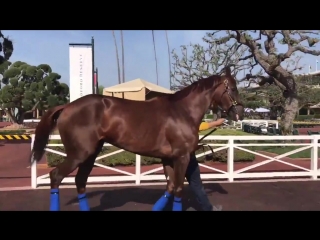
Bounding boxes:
2 30 320 90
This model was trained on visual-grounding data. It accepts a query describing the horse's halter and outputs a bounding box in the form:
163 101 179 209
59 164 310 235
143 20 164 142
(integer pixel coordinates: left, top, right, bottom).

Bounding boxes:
211 78 240 120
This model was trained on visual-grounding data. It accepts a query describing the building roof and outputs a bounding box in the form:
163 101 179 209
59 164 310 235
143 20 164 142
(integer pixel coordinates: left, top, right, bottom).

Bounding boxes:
103 78 174 94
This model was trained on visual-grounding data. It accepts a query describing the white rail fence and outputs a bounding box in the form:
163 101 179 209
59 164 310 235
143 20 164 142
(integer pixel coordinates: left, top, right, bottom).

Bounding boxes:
30 134 320 189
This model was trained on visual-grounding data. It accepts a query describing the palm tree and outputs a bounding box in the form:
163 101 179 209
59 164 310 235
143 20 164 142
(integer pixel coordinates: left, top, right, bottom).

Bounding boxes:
152 30 159 85
120 30 125 83
112 30 121 84
165 30 172 90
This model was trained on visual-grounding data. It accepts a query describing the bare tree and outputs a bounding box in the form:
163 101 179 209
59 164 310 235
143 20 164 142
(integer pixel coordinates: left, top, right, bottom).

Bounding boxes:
171 33 250 120
165 30 172 89
112 30 121 84
152 30 159 85
171 33 250 91
210 30 320 134
120 30 125 83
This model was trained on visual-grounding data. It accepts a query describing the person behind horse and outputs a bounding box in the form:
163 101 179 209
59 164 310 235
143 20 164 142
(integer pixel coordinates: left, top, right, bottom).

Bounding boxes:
152 118 225 211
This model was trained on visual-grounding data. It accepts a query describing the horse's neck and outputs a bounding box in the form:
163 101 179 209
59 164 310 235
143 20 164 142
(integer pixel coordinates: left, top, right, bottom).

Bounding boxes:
177 90 212 126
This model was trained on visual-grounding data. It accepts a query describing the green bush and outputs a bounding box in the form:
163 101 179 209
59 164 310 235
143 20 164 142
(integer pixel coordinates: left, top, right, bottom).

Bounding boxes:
46 141 255 167
295 115 314 121
0 130 26 135
293 123 320 128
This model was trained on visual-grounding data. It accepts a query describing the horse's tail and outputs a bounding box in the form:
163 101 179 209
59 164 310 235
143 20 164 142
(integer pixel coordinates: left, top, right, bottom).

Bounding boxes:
30 104 67 163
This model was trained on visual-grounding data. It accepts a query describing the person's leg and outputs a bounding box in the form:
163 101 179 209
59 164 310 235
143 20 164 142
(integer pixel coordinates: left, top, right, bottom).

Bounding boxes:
185 153 213 211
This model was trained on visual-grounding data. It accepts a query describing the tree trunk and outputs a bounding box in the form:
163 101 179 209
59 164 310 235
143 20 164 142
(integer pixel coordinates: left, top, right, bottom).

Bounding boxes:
112 30 121 84
4 109 16 123
152 30 159 85
165 30 172 90
269 105 278 120
280 96 299 135
120 30 125 83
16 109 25 124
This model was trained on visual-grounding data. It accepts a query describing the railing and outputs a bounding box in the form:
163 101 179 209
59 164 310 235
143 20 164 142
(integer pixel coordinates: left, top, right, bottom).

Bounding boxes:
30 134 320 189
240 119 279 129
23 119 41 123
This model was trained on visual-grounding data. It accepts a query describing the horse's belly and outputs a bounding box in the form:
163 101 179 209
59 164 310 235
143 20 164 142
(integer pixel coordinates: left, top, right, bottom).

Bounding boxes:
122 142 173 159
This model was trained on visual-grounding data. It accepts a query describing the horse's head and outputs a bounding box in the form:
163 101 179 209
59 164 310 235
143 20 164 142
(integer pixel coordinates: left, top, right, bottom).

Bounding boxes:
210 66 244 121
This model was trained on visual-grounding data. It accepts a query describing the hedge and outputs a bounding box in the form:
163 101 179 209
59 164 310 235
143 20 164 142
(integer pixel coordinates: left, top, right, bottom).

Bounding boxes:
292 121 320 128
0 130 26 135
46 141 255 167
295 115 315 121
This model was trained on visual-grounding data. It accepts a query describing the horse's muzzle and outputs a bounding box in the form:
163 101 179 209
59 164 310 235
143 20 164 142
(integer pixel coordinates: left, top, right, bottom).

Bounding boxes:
228 104 244 121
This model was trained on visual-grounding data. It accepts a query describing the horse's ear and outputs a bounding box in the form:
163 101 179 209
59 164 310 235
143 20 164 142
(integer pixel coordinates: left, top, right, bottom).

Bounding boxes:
225 66 231 77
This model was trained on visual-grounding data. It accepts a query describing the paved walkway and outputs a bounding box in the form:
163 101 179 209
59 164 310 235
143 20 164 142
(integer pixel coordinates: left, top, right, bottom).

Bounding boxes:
1 181 320 211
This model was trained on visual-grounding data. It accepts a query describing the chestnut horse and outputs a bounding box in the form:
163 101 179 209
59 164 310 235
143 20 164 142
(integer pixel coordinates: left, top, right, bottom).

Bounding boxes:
30 66 244 211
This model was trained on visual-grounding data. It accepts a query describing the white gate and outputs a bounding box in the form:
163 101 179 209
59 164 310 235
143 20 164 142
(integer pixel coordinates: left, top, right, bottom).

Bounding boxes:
31 134 320 189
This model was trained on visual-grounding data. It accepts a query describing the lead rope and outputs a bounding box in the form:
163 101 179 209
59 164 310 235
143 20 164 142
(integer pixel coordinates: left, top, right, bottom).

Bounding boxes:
197 128 218 159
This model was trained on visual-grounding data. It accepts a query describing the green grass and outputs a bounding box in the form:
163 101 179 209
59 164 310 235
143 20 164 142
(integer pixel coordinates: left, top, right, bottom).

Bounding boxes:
199 128 255 136
199 128 313 159
254 145 315 159
0 130 27 135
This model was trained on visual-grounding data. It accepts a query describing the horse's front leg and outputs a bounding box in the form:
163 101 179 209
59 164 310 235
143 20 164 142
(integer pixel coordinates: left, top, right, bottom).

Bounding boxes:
172 154 190 211
152 158 175 211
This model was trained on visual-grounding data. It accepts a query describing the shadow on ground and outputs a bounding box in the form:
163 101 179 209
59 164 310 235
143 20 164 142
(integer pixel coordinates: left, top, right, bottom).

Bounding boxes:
66 183 228 211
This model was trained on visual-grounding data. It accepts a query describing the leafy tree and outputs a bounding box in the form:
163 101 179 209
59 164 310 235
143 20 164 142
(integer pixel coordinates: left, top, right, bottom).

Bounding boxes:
0 31 14 90
98 85 104 95
0 61 69 123
210 30 320 134
241 75 320 119
0 31 13 65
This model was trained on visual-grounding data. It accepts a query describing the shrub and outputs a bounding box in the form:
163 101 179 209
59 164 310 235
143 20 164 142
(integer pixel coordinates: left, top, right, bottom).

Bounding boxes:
0 130 26 135
46 141 255 167
292 121 320 128
295 115 314 121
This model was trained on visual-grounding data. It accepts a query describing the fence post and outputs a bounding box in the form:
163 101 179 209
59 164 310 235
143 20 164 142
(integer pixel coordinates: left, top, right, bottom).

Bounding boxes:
310 135 318 180
227 138 234 182
30 134 37 189
135 154 141 185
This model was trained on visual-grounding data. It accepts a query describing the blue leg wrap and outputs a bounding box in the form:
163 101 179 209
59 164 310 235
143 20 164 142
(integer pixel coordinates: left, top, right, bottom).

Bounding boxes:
78 193 90 211
50 188 60 211
172 196 182 211
152 191 172 211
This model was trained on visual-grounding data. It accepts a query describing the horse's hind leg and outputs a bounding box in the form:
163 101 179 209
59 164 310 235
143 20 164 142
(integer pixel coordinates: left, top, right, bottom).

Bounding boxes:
152 158 175 211
49 153 83 211
172 154 190 211
75 140 104 211
49 143 99 211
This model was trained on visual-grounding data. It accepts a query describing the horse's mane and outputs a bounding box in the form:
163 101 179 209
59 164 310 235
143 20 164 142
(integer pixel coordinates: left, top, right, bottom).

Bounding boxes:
167 75 224 101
